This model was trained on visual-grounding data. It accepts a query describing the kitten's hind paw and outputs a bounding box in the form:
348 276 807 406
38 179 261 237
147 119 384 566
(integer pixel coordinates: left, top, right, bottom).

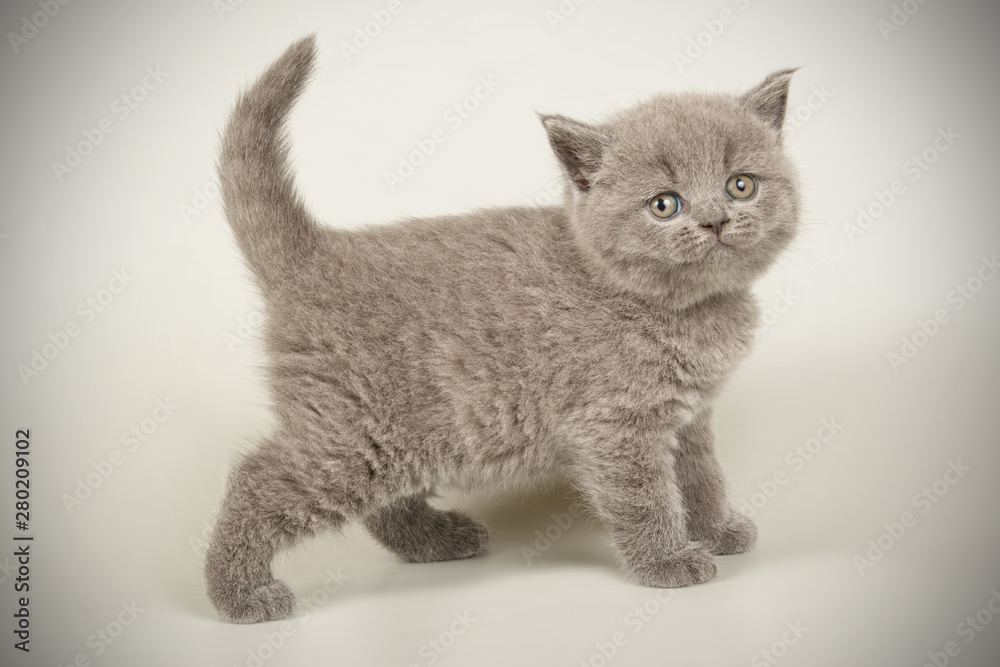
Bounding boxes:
712 512 757 555
214 580 296 624
630 543 718 588
366 499 490 564
403 510 490 563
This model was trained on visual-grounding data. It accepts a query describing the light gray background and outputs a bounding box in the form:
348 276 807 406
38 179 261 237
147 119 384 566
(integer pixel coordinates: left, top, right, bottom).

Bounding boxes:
2 0 999 665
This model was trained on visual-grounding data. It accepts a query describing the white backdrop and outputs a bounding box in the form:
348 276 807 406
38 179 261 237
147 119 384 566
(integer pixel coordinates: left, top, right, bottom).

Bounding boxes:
2 1 999 666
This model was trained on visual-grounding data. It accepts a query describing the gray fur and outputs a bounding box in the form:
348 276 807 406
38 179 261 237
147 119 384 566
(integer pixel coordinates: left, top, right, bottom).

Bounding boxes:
205 35 799 623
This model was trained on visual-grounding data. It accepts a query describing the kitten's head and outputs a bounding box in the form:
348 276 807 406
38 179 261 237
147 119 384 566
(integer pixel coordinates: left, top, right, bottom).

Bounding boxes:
541 70 799 309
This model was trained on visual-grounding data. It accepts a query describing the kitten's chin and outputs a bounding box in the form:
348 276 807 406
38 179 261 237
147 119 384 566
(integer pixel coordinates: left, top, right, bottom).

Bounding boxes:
675 239 735 268
705 241 732 257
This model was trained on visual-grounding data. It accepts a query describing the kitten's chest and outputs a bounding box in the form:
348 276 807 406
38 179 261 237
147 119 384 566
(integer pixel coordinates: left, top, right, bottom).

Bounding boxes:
579 292 758 404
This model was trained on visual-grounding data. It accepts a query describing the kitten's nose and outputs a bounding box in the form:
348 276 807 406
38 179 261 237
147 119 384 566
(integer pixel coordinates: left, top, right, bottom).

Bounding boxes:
700 216 730 238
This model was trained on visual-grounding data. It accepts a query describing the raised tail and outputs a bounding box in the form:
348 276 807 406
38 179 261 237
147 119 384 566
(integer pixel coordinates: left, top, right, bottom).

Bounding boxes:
218 35 321 293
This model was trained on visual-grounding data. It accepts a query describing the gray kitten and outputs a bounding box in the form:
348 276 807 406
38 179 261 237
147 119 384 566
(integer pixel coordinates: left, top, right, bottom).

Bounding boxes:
205 35 799 623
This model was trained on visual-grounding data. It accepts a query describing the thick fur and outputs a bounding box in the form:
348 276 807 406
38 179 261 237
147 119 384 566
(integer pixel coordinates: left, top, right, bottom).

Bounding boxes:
205 35 799 623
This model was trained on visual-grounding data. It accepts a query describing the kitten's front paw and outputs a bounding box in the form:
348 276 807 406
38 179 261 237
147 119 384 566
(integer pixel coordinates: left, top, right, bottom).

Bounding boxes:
630 543 717 588
712 512 757 555
213 580 296 624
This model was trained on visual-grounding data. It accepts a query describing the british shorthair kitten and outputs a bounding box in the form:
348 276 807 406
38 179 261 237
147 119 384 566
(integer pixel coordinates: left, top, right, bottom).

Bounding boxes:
205 35 799 623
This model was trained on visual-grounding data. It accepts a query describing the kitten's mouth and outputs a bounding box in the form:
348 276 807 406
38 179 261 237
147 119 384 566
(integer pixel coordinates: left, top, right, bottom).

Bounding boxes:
708 238 731 252
702 238 737 263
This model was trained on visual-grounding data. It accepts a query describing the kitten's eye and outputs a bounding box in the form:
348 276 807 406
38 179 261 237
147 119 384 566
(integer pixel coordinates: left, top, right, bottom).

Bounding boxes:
649 193 681 219
726 174 756 200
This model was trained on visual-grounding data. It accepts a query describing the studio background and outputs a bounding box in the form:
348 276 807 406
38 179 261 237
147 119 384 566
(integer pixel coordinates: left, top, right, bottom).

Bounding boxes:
1 0 999 665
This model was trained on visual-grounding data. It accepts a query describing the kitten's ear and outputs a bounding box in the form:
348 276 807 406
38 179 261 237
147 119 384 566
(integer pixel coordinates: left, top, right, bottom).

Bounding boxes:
740 68 798 132
539 114 611 191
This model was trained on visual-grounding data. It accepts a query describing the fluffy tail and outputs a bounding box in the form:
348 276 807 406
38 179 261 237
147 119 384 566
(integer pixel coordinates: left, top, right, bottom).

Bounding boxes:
218 35 321 293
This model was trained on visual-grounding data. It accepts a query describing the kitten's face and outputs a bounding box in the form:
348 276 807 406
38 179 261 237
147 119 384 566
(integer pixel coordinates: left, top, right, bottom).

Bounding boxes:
543 71 799 307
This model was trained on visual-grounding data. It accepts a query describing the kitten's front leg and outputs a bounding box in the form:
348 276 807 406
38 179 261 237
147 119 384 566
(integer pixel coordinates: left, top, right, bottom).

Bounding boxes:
676 408 757 555
575 423 716 588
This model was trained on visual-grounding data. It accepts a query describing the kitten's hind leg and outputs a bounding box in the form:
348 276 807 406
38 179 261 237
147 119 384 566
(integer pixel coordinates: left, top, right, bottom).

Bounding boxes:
676 409 757 556
364 494 489 563
205 436 346 623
